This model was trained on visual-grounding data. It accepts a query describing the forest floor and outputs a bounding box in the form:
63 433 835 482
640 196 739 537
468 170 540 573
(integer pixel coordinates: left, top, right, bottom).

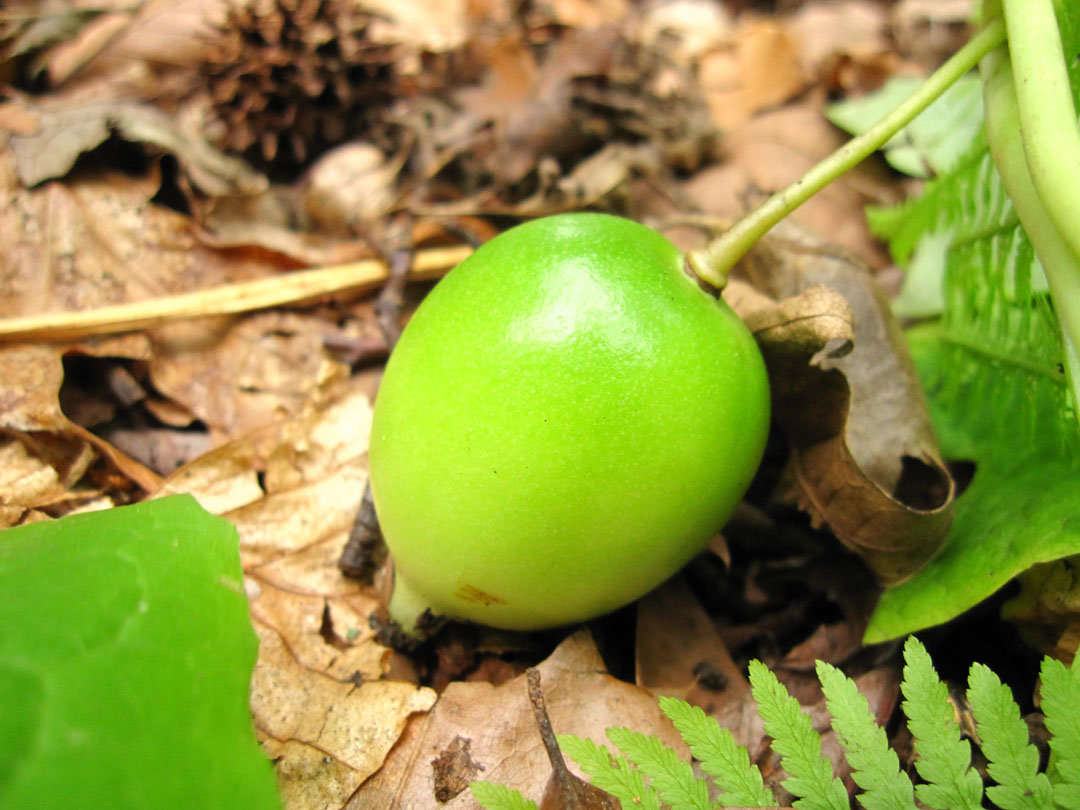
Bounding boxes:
0 1 1055 808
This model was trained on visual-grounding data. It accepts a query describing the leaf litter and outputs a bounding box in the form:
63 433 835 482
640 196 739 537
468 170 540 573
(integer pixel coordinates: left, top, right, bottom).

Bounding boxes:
0 0 1061 807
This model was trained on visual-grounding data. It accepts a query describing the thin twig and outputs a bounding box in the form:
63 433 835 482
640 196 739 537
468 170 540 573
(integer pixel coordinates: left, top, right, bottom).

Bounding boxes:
0 244 472 343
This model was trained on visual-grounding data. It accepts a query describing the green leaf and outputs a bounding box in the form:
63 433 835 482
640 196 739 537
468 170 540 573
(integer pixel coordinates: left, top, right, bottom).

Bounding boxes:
607 726 710 810
1040 655 1080 809
816 661 917 810
826 75 984 178
748 660 849 810
658 696 773 807
558 733 662 810
967 662 1054 810
0 495 280 810
865 70 1080 642
900 637 983 810
470 781 540 810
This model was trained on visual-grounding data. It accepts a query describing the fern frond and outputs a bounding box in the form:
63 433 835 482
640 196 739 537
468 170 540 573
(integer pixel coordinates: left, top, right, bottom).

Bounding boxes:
967 662 1054 810
900 636 983 810
868 40 1077 467
470 780 540 810
607 726 711 810
748 660 850 810
557 734 662 810
1039 655 1080 809
658 696 773 808
816 661 917 810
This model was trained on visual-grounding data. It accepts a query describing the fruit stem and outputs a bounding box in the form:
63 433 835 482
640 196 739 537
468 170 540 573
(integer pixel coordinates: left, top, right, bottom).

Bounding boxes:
387 572 439 638
981 0 1080 426
685 18 1007 289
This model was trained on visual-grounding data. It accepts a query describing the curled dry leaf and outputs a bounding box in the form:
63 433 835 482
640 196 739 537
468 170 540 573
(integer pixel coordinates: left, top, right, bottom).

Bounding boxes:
349 629 688 809
735 225 954 584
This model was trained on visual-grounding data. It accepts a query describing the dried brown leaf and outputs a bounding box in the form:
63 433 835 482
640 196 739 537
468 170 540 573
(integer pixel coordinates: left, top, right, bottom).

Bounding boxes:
252 621 436 809
788 1 889 78
9 98 264 195
739 226 954 584
0 344 160 501
349 629 687 810
699 18 809 129
1003 559 1080 663
149 314 347 442
148 372 420 806
636 575 768 755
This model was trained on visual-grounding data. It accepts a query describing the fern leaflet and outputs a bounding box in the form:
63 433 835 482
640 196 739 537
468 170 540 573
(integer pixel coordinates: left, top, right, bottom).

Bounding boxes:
470 780 540 810
606 726 711 810
1038 655 1080 809
748 659 849 810
657 696 773 808
967 662 1054 810
900 636 983 810
557 733 662 810
816 661 917 810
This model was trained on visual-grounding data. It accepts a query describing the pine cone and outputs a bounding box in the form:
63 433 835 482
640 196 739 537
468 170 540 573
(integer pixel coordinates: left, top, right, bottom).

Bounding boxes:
202 0 400 172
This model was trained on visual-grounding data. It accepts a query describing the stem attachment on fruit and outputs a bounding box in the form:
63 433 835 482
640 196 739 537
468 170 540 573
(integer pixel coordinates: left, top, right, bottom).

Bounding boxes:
686 18 1006 282
387 573 443 639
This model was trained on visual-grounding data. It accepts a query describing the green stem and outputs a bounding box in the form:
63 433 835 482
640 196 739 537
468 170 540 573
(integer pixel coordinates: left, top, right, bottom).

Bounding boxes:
1000 0 1080 266
981 34 1080 426
686 19 1007 289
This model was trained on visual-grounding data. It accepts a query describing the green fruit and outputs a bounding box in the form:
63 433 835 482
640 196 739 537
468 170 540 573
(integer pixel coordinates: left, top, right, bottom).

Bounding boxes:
369 213 769 632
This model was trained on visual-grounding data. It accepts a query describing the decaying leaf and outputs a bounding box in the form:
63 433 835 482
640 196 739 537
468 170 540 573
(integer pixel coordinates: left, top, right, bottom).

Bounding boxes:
252 621 436 809
636 574 768 757
738 225 954 584
1002 559 1080 664
0 344 160 517
349 629 687 809
0 160 275 321
698 17 808 129
8 97 265 194
149 368 429 807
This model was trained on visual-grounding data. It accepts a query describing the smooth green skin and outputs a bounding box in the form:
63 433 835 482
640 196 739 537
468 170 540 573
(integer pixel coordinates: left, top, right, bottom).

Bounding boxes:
369 213 770 631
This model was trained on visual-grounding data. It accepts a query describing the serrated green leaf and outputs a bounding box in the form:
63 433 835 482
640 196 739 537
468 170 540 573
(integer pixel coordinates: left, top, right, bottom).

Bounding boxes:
470 781 540 810
1040 656 1080 809
558 733 661 810
817 661 917 810
748 660 849 810
0 495 280 810
607 726 710 810
658 696 773 807
967 663 1054 810
900 637 983 810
